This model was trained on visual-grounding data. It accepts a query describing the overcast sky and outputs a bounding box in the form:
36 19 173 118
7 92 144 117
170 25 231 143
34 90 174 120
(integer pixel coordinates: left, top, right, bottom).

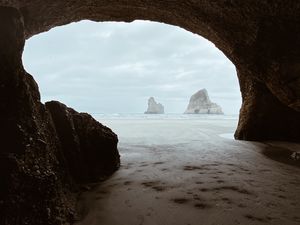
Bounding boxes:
22 20 241 115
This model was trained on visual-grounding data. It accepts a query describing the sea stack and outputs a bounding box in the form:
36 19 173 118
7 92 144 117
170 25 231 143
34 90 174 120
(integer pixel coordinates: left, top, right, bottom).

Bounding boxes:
184 89 223 114
145 97 164 114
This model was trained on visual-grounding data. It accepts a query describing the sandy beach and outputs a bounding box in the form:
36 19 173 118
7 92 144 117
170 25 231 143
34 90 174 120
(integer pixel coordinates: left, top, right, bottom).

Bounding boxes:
75 116 300 225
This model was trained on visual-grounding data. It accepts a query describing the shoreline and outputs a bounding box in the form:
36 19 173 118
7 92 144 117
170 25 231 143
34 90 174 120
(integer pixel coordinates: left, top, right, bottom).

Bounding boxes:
75 118 300 225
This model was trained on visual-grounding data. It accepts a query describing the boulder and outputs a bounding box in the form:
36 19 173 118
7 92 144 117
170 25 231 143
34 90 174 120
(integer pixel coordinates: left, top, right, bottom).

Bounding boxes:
46 101 120 183
184 89 223 114
145 97 164 114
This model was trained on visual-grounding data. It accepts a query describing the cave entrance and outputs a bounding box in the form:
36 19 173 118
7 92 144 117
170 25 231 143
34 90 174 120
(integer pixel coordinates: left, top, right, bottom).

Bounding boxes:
23 18 241 155
21 17 242 185
23 19 241 145
23 20 240 116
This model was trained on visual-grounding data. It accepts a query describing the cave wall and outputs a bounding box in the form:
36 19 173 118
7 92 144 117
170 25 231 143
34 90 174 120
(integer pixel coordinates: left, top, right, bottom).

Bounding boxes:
0 7 120 225
0 7 76 224
235 68 300 141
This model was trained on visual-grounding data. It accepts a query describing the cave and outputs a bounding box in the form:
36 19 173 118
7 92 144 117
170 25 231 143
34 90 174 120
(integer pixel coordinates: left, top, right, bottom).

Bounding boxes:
0 1 300 225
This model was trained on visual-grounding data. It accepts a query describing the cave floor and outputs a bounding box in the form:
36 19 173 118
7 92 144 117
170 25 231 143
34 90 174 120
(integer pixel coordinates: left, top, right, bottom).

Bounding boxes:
76 117 300 225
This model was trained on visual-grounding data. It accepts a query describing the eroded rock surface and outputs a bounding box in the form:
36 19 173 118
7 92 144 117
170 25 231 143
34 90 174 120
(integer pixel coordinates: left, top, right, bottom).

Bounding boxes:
0 8 75 225
145 97 164 114
46 101 120 183
0 7 120 225
235 71 300 142
184 89 223 114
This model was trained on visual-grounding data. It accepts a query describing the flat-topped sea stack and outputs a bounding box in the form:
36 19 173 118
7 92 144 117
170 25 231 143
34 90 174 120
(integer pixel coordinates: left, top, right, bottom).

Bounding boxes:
185 89 223 114
145 97 164 114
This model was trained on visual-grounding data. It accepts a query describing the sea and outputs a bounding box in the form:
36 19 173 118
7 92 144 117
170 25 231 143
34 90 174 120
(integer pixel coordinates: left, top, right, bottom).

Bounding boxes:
93 113 239 147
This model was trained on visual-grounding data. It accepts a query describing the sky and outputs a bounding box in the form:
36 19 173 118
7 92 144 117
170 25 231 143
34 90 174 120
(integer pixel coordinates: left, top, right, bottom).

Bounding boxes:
22 20 241 115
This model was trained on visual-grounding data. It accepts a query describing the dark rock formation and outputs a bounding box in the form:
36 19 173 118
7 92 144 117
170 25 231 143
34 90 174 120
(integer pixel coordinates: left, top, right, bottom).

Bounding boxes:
145 97 164 114
0 8 76 225
235 71 300 142
46 101 120 183
184 89 223 114
0 7 120 225
1 1 300 224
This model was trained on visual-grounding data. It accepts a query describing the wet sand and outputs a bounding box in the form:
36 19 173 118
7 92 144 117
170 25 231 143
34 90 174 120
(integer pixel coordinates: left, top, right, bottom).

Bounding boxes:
75 117 300 225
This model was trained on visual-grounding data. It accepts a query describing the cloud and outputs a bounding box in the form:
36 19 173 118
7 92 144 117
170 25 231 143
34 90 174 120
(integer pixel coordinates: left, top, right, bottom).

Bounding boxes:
22 20 241 114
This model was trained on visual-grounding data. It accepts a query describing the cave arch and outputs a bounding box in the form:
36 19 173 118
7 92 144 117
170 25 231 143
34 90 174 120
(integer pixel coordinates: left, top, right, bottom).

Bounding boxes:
14 1 300 112
1 0 298 141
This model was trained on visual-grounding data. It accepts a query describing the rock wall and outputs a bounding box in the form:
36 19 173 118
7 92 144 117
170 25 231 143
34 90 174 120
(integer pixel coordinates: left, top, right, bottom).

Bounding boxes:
0 7 75 225
0 7 119 225
235 68 300 142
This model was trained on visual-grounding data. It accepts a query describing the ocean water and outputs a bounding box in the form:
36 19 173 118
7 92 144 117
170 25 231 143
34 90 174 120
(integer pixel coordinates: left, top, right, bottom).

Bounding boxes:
93 113 239 147
93 113 238 121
